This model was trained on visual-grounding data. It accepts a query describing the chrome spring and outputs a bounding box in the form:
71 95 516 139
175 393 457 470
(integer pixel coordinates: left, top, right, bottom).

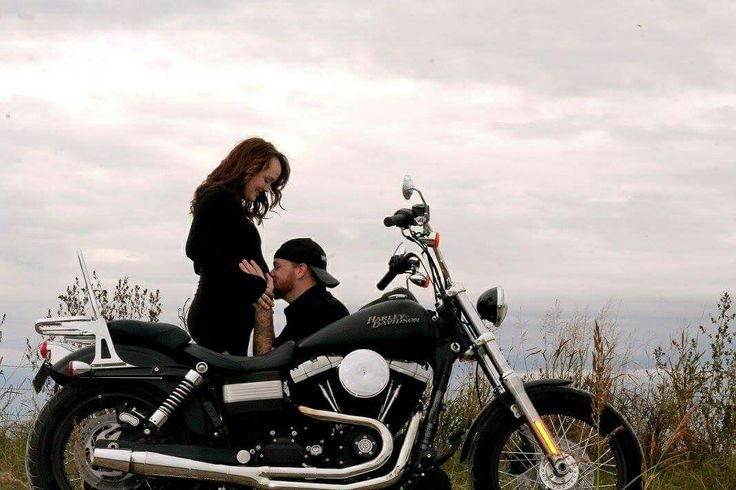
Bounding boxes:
149 370 204 428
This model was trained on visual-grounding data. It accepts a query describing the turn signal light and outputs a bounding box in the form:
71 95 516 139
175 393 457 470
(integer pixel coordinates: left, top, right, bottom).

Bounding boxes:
409 273 431 288
39 341 49 360
419 233 440 248
67 361 92 377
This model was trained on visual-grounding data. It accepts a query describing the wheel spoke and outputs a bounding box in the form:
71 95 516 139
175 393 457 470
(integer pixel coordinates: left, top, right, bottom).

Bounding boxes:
499 465 537 489
556 413 573 443
579 423 596 454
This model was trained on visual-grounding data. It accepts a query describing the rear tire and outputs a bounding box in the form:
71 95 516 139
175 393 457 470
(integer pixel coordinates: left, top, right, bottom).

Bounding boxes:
470 386 643 489
26 382 184 490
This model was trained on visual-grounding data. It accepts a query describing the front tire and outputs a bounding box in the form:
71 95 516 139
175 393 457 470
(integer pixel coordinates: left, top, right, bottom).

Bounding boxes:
26 382 184 490
470 386 643 490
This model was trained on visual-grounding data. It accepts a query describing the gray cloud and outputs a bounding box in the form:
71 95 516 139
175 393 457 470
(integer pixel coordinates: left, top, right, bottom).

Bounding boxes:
4 1 735 97
1 1 735 367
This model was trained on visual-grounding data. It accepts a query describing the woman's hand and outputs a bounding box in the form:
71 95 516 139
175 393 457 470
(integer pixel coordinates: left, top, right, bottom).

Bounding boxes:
239 260 274 310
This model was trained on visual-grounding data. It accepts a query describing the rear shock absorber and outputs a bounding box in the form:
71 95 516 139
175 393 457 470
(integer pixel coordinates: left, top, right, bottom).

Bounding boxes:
148 370 204 429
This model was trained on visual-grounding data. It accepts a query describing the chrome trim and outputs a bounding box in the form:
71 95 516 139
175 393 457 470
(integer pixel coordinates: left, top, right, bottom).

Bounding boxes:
79 248 128 367
319 383 340 412
43 341 79 363
36 317 128 367
77 249 102 320
290 355 343 383
34 251 130 367
223 380 283 404
69 360 92 376
338 350 390 399
150 370 204 428
269 406 394 479
35 316 94 335
291 357 431 386
42 317 130 367
378 384 401 422
444 283 466 297
92 407 423 489
388 360 431 384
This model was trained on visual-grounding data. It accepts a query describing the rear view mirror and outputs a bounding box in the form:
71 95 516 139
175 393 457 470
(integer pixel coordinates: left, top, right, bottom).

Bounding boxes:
402 175 414 200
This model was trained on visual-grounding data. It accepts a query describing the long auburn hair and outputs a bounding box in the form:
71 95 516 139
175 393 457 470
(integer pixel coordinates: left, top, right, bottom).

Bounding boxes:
191 137 290 224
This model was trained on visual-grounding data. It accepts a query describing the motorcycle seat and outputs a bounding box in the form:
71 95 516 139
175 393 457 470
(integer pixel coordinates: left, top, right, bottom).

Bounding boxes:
108 320 192 352
181 341 296 373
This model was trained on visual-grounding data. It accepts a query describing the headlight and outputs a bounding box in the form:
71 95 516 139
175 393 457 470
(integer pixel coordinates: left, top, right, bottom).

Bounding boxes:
476 286 508 327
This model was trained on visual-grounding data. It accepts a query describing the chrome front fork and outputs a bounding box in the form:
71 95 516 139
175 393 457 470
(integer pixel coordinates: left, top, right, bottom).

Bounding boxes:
447 283 570 476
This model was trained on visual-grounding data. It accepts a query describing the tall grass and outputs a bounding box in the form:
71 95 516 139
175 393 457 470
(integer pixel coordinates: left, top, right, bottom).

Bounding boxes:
435 291 736 488
0 314 30 488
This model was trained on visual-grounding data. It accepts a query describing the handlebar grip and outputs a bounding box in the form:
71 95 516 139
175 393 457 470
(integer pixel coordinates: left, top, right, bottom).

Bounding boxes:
376 269 398 291
376 254 409 290
383 209 414 228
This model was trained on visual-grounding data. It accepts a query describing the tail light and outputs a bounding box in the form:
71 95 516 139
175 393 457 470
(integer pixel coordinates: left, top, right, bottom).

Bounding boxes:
39 341 49 360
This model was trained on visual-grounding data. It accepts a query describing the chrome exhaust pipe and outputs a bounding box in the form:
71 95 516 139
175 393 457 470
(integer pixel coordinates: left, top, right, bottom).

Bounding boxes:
92 406 422 489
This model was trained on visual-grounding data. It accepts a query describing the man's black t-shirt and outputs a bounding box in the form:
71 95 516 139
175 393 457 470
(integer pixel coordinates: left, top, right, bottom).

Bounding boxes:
274 285 349 347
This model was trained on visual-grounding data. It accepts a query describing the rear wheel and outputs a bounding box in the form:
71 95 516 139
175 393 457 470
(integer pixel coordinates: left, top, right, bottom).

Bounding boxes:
470 386 643 489
26 382 185 489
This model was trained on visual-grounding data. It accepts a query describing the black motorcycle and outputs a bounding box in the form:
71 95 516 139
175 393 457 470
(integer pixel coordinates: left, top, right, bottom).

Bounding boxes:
27 176 643 489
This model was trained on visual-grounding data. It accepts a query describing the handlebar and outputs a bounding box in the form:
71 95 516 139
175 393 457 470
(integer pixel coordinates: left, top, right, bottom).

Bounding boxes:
376 268 399 291
376 253 417 291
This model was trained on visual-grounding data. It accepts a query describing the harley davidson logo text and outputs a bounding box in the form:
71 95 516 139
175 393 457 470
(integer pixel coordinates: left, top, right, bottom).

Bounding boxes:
366 314 421 329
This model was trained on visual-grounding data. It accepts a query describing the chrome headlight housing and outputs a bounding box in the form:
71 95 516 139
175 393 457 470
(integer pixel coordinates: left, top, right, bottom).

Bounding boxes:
476 286 508 327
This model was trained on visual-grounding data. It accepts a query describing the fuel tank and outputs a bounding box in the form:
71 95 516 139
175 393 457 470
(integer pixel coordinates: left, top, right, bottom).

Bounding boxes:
296 300 435 363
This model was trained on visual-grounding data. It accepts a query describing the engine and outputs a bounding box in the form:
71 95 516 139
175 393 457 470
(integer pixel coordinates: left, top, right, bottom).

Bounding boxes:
291 349 431 425
221 349 431 469
286 349 430 467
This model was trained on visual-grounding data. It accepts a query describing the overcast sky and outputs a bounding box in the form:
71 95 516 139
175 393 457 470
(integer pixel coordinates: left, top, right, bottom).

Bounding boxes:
1 1 734 366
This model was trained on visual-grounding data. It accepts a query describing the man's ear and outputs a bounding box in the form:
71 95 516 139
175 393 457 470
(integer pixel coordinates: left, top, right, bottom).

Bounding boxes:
295 263 309 280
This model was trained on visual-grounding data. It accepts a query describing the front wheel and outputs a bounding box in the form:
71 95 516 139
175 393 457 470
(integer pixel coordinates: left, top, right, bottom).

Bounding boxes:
470 386 643 490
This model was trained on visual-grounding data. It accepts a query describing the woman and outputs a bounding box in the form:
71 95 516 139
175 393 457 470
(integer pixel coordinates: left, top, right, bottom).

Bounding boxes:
186 137 290 355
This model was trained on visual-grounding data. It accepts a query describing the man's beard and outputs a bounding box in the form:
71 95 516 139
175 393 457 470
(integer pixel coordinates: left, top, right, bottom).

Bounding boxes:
273 276 293 299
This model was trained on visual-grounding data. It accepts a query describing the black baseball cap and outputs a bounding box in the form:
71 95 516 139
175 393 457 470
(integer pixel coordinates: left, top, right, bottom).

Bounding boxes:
274 238 340 287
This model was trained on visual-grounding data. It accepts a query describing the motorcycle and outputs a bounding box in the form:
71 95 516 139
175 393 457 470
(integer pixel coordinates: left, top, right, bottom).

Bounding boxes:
27 176 643 489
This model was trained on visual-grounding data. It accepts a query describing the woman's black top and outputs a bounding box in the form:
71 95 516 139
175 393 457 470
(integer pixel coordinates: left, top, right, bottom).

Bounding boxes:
186 185 267 355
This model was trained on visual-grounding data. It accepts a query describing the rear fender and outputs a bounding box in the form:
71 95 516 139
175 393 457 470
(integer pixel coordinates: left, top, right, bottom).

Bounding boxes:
458 378 571 462
46 344 186 386
38 344 215 437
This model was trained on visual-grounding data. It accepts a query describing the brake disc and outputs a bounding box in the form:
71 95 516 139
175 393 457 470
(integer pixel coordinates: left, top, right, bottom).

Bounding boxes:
70 410 142 489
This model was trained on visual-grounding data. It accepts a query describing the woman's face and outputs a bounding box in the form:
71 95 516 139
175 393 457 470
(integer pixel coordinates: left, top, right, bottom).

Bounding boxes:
244 157 282 202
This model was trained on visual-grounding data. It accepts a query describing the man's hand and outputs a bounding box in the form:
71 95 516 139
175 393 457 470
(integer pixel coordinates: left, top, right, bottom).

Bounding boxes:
240 259 276 355
239 260 274 310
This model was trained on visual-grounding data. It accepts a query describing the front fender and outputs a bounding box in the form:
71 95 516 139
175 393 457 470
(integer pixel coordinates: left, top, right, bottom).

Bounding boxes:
458 378 571 462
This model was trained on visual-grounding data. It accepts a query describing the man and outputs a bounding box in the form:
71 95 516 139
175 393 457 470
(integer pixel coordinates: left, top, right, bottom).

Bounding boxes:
240 238 349 355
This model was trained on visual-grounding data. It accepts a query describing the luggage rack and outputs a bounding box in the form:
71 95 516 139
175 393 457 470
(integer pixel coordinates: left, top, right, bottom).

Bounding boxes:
33 250 130 367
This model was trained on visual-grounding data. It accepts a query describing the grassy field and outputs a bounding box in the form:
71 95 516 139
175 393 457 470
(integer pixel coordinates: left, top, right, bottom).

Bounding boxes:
2 421 735 489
